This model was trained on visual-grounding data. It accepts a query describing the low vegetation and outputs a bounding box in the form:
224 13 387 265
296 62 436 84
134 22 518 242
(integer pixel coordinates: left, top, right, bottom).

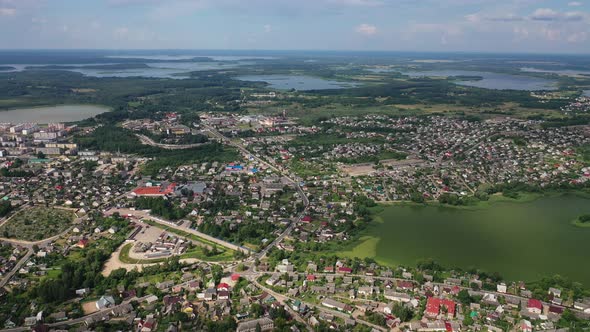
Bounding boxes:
0 207 74 241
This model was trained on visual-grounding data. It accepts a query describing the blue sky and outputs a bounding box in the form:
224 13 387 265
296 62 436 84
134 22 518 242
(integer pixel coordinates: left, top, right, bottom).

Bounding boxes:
1 0 590 53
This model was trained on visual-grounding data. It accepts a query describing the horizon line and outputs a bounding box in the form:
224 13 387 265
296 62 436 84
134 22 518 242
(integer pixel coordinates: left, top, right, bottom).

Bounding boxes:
0 48 590 56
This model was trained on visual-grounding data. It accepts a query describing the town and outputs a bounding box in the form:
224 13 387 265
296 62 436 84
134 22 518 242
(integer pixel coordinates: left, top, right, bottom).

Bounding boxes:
1 105 590 332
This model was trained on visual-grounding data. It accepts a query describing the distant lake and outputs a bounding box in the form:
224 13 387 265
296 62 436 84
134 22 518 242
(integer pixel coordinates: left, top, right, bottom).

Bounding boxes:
236 75 359 90
0 62 250 79
342 194 590 285
69 62 248 79
403 70 557 91
521 67 590 77
0 105 109 123
107 55 277 61
584 90 590 97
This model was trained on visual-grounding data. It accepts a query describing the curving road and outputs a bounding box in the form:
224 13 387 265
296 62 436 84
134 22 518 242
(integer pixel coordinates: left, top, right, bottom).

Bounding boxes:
136 134 210 150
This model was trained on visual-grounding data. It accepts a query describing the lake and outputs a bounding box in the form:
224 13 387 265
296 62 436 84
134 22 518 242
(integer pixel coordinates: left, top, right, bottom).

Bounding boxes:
0 105 110 123
403 70 557 91
236 75 358 90
342 195 590 285
521 67 590 77
0 62 250 79
584 90 590 97
69 62 248 79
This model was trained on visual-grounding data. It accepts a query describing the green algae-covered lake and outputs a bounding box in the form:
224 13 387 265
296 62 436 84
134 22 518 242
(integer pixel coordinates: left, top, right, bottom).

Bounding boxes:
343 194 590 285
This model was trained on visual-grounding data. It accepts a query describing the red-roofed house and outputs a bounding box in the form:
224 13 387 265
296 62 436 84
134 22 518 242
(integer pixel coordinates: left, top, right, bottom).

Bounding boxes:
132 183 176 197
301 216 312 223
397 281 414 290
307 274 316 282
338 267 352 274
217 283 230 292
549 305 564 315
425 298 456 319
527 299 543 314
445 321 453 332
324 266 334 273
231 274 240 282
76 238 89 249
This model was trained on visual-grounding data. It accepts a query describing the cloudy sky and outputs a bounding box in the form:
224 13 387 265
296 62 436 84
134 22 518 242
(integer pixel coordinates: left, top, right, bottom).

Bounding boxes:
0 0 589 53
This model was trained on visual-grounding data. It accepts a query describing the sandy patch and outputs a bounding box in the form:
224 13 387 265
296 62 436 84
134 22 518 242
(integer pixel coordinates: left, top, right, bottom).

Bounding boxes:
82 301 99 315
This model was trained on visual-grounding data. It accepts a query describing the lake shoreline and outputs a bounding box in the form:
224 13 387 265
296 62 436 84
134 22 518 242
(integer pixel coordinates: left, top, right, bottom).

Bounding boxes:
337 190 590 286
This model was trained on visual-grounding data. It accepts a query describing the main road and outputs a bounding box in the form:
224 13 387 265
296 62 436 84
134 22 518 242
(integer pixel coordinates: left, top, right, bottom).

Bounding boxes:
135 134 210 150
203 124 310 260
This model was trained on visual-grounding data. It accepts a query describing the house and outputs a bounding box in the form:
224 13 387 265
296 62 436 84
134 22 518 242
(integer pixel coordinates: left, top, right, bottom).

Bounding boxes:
321 298 352 313
96 295 116 310
425 297 456 319
204 288 216 301
218 291 230 300
76 288 90 296
337 267 352 274
384 302 396 315
397 280 414 290
4 319 16 329
217 283 230 292
548 287 562 298
358 286 374 297
527 299 543 314
138 318 156 332
574 301 590 313
145 295 159 304
236 317 274 332
24 316 38 326
383 290 411 303
132 183 177 197
48 311 67 322
520 319 533 332
497 283 507 293
76 238 89 249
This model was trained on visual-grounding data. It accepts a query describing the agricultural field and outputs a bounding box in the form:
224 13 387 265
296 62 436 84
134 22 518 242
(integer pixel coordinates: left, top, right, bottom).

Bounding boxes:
0 208 74 241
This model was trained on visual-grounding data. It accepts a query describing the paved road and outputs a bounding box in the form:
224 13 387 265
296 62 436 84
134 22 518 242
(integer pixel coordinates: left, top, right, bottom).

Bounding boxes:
136 134 210 150
0 249 31 288
204 124 310 260
0 295 151 332
248 276 387 331
106 208 247 253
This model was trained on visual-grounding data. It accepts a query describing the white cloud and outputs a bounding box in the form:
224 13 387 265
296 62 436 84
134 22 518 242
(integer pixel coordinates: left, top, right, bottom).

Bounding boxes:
327 0 383 6
263 24 272 33
567 31 587 42
541 27 562 41
568 2 583 7
530 8 586 21
113 26 130 39
0 7 16 16
355 23 377 36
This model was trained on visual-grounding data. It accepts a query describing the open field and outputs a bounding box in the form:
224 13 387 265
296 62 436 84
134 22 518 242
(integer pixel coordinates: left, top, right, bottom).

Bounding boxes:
340 193 590 286
249 101 566 125
0 207 74 241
